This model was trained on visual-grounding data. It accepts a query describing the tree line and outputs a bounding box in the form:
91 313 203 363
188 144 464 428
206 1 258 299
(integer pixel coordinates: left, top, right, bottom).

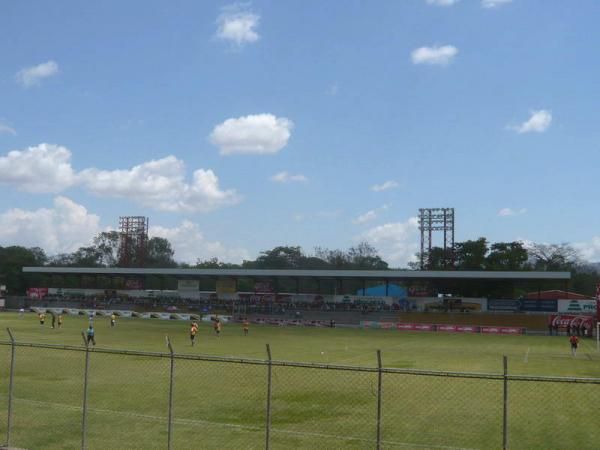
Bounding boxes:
0 233 598 295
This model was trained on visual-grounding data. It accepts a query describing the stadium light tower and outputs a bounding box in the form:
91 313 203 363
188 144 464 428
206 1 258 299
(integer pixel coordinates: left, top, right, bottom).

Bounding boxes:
119 216 149 267
419 208 455 269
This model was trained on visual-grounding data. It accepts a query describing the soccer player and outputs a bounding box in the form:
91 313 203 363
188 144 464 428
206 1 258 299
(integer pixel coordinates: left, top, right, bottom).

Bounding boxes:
243 318 249 336
50 312 56 329
39 312 45 326
190 322 198 346
57 314 63 329
18 308 25 318
86 325 96 346
110 313 117 327
215 318 222 337
569 334 579 357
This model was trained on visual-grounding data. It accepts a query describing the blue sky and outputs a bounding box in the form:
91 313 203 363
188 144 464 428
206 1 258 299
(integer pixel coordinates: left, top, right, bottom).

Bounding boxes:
1 0 600 266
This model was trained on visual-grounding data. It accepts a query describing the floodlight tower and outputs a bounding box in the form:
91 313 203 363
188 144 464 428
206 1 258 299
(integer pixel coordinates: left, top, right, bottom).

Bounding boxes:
419 208 455 269
119 216 149 267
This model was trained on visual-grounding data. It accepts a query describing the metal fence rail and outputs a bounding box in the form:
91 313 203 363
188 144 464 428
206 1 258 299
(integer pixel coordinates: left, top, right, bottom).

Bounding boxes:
1 334 600 450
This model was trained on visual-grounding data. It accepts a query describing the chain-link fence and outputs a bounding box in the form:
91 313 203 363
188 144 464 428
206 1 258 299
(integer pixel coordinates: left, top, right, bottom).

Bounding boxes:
1 335 599 450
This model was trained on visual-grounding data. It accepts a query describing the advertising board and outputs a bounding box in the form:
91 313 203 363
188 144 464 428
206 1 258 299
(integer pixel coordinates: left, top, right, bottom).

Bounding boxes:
520 299 557 312
488 299 520 312
557 299 597 314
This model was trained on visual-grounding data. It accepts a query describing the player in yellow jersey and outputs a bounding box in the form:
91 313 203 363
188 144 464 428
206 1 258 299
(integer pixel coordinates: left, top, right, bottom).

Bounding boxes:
39 312 45 326
110 313 117 327
243 318 249 336
57 314 63 329
190 322 198 346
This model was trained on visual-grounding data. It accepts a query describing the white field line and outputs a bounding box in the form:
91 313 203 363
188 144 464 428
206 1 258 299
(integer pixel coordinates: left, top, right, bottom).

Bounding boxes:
524 347 530 364
4 396 477 450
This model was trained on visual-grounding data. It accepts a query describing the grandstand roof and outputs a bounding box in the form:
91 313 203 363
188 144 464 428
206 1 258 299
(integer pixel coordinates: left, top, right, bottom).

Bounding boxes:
22 267 571 280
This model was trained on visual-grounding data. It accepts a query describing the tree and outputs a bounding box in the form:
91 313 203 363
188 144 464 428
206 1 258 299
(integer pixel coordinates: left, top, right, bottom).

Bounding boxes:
455 238 488 270
0 246 47 294
528 243 581 271
93 231 121 267
486 242 528 270
347 242 388 270
146 237 177 268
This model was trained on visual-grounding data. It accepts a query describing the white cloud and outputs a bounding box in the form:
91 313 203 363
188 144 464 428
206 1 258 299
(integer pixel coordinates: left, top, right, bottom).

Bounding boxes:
371 180 399 192
361 217 420 266
0 197 101 254
353 210 377 224
150 220 250 264
0 121 16 136
210 114 293 155
269 171 308 183
0 143 77 193
353 204 390 225
411 45 458 66
482 0 513 9
426 0 459 6
80 156 240 213
16 60 59 87
511 110 552 134
216 3 260 47
328 84 339 96
498 207 527 217
574 237 600 262
0 144 240 213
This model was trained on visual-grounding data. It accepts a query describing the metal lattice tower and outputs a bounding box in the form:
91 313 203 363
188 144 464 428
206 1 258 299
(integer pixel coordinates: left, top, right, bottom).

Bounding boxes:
419 208 455 269
119 216 149 267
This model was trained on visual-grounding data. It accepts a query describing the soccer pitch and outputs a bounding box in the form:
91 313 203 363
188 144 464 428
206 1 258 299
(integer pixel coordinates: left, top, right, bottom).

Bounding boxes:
1 312 599 449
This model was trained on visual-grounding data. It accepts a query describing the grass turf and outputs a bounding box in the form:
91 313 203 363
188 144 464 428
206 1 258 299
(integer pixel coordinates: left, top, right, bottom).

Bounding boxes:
0 312 599 449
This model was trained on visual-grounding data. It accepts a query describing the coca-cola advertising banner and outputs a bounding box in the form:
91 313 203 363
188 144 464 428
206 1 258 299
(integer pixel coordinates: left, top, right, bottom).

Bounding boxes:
549 314 594 329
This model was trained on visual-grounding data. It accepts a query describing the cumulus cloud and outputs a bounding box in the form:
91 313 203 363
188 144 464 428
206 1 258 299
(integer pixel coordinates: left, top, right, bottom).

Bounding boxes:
511 110 552 134
498 207 527 217
80 156 240 213
210 114 293 155
353 210 377 225
216 3 260 47
0 197 101 254
0 144 239 212
150 220 250 264
426 0 459 6
574 237 600 262
0 143 77 193
411 45 458 66
371 180 399 192
269 171 308 183
482 0 513 9
353 205 389 225
16 60 59 87
361 217 420 266
0 121 16 136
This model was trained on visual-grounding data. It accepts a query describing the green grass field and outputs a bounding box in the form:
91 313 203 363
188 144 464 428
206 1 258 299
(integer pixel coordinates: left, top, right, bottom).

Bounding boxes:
0 312 599 449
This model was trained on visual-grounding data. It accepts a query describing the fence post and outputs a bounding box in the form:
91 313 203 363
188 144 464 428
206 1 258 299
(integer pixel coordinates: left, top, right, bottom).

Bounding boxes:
81 332 91 450
5 328 16 447
376 350 383 450
503 355 508 450
265 344 273 450
166 336 175 450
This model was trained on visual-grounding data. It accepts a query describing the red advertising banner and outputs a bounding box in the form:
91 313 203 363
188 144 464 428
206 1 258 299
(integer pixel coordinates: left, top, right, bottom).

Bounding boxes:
480 326 524 335
395 323 435 331
26 287 48 299
549 314 594 329
437 325 457 332
455 326 479 333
